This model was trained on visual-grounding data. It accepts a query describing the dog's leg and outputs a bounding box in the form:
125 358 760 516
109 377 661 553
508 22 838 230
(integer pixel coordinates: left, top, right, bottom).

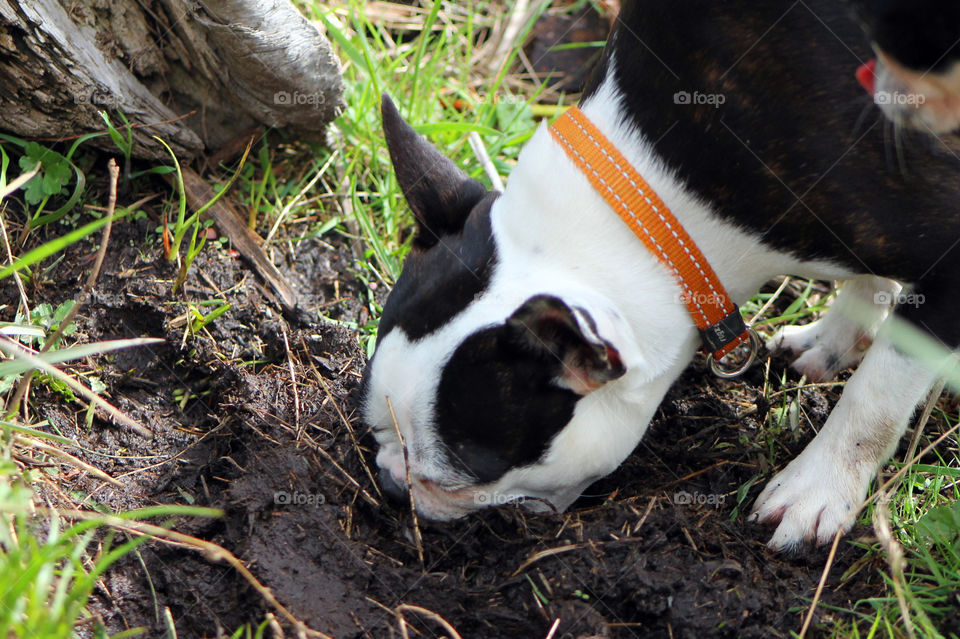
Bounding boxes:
751 334 937 551
766 275 901 381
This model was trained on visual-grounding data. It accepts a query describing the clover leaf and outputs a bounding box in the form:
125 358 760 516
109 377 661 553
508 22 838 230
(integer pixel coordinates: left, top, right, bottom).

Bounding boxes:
18 142 72 205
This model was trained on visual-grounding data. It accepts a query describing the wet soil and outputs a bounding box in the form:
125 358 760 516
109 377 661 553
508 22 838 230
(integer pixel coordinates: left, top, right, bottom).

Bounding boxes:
5 207 902 639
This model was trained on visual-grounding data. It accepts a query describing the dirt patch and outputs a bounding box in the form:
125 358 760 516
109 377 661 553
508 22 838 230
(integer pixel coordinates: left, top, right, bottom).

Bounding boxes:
3 205 903 639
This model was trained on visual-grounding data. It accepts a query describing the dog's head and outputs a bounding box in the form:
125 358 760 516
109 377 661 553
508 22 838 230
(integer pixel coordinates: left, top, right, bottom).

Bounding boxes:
361 96 653 520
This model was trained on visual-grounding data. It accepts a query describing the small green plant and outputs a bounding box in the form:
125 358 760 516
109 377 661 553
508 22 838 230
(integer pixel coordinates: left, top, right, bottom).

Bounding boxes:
100 111 134 185
188 300 231 336
227 619 275 639
0 133 98 229
0 143 126 286
155 136 251 292
18 142 73 207
0 455 221 639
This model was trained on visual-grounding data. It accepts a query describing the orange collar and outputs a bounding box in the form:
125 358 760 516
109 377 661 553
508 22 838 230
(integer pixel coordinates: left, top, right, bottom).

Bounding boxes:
549 106 750 361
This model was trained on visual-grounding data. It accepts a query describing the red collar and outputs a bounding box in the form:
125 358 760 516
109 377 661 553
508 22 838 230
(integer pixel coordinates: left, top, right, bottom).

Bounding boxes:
550 106 756 368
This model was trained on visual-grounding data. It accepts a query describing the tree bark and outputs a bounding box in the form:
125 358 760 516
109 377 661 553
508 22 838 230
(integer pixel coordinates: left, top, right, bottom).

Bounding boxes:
0 0 344 161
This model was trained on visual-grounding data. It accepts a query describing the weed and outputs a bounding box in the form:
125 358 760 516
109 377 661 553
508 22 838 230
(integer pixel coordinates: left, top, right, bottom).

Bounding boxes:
0 133 95 229
154 136 251 292
100 111 134 187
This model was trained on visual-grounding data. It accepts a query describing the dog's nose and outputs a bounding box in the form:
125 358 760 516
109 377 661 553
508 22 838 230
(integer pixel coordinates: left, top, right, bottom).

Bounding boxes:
378 467 408 503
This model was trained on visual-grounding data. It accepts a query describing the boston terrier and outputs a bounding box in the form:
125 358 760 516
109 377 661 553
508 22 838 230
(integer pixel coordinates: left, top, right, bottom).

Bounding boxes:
851 0 960 134
362 0 960 551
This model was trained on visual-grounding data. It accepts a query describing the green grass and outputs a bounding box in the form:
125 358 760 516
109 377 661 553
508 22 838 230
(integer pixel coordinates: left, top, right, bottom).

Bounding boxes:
0 460 146 639
293 0 563 355
741 279 960 638
0 98 241 639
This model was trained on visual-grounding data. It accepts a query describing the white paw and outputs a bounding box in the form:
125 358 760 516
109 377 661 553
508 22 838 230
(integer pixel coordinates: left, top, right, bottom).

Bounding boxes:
750 446 867 551
766 321 870 382
765 322 820 355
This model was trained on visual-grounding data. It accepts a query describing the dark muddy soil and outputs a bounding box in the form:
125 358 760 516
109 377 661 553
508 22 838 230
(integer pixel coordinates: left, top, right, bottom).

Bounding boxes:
5 202 906 639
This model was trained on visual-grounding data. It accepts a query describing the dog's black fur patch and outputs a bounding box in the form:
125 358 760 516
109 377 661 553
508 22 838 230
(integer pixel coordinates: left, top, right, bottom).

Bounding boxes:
436 296 623 482
382 95 489 250
375 95 499 342
436 324 575 482
376 195 499 343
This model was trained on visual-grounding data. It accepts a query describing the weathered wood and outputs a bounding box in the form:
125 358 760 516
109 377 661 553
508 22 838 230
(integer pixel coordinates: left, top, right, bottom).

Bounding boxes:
0 0 343 161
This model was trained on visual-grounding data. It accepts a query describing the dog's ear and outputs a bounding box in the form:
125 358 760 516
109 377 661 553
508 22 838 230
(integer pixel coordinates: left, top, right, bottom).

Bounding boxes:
507 295 627 395
382 94 488 249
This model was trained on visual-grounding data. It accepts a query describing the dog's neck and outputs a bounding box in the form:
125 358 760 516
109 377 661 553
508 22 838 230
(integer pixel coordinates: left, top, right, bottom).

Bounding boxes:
490 70 850 374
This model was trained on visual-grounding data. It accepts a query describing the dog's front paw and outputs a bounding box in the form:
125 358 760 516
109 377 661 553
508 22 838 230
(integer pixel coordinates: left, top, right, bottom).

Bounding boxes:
750 447 866 551
765 322 819 355
766 321 870 382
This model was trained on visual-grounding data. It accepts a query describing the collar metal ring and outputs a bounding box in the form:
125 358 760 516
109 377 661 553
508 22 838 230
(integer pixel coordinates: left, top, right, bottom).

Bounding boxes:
709 327 761 379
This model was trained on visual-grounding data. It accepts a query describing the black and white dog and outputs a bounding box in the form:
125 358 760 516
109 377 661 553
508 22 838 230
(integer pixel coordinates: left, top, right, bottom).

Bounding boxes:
362 0 960 551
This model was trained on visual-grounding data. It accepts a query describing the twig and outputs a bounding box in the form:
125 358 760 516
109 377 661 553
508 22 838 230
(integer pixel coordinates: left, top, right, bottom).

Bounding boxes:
394 604 464 639
266 613 285 639
872 489 917 639
486 0 532 76
468 132 504 191
13 435 121 487
300 335 382 501
7 159 120 417
633 494 657 533
656 461 730 490
57 157 120 352
749 276 791 326
281 326 302 441
798 528 843 638
386 396 424 567
0 198 32 414
903 366 953 476
0 336 154 437
544 618 561 639
38 507 335 639
309 435 379 507
0 200 32 320
764 381 845 400
511 544 580 577
0 164 40 200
